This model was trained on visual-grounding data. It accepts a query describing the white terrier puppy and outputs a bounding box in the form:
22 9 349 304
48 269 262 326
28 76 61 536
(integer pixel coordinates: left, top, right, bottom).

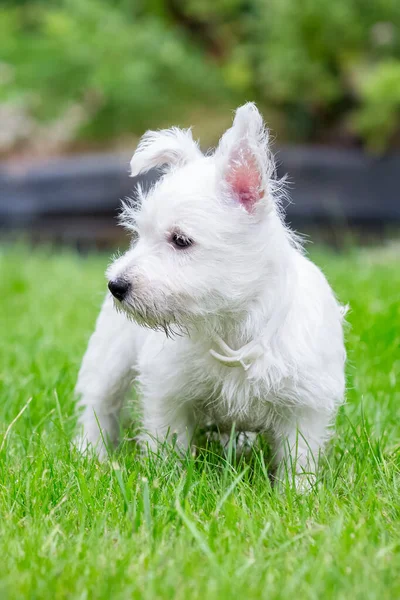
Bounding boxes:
76 103 347 490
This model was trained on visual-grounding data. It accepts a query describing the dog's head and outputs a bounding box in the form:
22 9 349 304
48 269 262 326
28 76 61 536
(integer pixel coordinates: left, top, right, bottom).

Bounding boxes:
107 103 292 333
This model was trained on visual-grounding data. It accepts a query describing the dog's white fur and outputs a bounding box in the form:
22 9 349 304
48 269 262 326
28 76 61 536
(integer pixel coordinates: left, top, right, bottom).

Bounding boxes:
75 103 346 490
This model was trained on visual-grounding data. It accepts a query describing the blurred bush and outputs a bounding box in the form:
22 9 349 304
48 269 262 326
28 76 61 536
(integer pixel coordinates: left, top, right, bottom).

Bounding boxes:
0 0 227 155
1 0 400 155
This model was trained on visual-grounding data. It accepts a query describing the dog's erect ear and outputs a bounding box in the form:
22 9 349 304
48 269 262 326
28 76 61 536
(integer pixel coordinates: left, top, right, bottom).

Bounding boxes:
217 103 274 213
130 127 202 177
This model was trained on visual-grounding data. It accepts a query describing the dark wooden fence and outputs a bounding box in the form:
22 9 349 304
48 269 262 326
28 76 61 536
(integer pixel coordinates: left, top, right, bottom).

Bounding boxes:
1 147 399 245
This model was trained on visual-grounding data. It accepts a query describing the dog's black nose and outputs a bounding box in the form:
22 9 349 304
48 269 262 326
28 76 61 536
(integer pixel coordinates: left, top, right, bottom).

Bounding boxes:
108 279 130 301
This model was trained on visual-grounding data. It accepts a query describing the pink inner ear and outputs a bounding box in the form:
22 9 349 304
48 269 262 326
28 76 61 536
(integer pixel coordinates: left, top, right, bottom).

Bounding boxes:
226 151 263 212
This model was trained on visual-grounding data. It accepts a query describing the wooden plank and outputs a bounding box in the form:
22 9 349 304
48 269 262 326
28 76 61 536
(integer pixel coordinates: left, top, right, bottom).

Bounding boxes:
1 148 399 234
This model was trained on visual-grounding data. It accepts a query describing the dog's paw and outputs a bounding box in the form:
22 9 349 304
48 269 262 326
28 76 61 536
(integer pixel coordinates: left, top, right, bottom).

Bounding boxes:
293 473 316 494
274 469 317 495
208 430 258 459
73 429 109 461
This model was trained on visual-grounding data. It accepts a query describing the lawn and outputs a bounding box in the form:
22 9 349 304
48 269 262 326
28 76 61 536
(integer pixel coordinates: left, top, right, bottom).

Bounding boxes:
0 243 399 599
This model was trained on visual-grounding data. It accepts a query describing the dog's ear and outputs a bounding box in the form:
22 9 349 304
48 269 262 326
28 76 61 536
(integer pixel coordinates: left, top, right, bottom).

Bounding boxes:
130 127 202 176
217 103 274 213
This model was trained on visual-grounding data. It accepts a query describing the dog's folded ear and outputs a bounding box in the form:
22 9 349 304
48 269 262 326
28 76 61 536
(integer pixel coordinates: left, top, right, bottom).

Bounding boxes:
217 103 275 213
130 127 203 177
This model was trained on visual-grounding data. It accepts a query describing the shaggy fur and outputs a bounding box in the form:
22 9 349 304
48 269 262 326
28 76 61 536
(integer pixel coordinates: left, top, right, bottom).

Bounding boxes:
75 103 347 491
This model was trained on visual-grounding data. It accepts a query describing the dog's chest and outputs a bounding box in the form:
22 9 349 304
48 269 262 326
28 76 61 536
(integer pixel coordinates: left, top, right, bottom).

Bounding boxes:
191 346 276 431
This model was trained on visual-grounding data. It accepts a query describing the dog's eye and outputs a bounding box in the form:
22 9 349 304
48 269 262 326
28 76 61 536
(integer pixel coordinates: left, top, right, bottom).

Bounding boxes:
171 232 193 249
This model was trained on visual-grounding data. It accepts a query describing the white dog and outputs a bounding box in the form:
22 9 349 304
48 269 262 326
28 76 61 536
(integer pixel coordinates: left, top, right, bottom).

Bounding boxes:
75 103 347 490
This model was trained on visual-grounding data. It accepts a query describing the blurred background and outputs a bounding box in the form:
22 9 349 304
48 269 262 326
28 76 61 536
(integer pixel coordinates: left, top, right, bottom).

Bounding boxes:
1 0 400 246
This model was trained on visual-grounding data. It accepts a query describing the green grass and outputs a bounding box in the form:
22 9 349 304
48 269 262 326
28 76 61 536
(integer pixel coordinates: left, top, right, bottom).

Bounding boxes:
0 243 399 599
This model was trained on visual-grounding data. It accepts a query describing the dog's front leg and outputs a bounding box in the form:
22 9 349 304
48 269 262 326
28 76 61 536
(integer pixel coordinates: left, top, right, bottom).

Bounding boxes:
135 343 197 456
139 397 195 456
135 363 195 457
75 295 138 458
270 407 332 493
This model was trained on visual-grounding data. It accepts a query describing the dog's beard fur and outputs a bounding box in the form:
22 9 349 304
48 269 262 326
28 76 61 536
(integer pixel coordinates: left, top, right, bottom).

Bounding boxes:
113 295 191 338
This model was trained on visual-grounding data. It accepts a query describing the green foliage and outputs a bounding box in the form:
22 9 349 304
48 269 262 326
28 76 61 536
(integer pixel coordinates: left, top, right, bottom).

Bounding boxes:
353 60 400 151
250 0 400 148
174 0 400 148
0 0 226 144
0 243 400 598
1 0 400 151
